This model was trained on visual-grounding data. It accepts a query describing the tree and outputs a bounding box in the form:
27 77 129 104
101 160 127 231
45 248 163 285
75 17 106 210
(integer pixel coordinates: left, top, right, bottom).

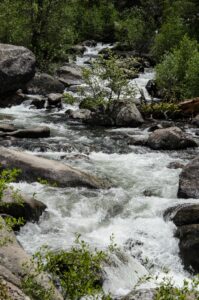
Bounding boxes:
155 35 199 100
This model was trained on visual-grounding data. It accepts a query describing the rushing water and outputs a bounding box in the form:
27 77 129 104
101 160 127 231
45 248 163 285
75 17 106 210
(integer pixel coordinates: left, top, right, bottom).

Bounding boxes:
1 44 199 297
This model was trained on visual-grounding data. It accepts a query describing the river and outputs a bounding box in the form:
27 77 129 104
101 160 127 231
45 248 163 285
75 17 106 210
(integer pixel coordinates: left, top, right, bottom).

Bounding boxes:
0 43 199 297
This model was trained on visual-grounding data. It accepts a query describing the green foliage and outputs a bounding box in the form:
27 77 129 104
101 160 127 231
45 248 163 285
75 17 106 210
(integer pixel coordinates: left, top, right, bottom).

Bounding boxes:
115 8 152 52
152 16 186 60
22 274 55 300
23 235 110 300
155 35 199 100
80 97 106 111
0 168 21 201
37 177 57 187
63 93 76 105
75 1 118 42
81 52 136 110
141 102 180 113
154 276 199 300
0 279 11 300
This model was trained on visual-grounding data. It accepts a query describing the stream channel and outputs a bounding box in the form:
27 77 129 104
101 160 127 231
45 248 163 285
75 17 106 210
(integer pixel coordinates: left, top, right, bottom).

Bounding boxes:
1 43 199 297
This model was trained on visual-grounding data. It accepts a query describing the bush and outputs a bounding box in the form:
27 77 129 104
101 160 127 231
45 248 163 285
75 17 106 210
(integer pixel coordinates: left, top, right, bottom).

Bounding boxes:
154 276 199 300
80 52 136 109
23 235 109 300
155 35 199 100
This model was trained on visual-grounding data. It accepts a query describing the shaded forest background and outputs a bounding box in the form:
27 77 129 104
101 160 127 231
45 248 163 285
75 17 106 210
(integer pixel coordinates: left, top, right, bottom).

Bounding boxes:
1 0 199 100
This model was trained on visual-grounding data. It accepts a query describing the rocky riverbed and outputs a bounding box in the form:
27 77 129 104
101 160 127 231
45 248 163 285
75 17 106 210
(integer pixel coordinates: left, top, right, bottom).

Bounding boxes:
0 42 199 299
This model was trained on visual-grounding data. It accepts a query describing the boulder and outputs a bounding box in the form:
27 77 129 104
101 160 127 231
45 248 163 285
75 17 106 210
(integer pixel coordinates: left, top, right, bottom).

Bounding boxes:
26 73 65 95
119 289 156 300
29 95 46 109
82 40 97 47
147 127 197 150
179 98 199 116
0 188 46 224
0 91 25 108
167 161 185 169
0 222 63 300
192 114 199 127
109 101 144 127
57 63 83 87
66 109 91 121
145 80 162 99
171 205 199 227
0 147 108 189
47 93 63 108
0 127 50 139
0 278 30 300
176 224 199 273
178 155 199 198
0 124 15 132
0 44 35 95
85 101 144 127
69 44 86 55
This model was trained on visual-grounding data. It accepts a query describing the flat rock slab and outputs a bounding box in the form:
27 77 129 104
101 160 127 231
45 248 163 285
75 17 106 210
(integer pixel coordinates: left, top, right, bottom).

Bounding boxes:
0 126 50 139
0 147 107 189
178 155 199 198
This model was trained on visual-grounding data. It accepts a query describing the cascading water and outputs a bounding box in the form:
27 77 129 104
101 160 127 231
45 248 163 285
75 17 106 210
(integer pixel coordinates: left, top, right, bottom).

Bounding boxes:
1 43 199 297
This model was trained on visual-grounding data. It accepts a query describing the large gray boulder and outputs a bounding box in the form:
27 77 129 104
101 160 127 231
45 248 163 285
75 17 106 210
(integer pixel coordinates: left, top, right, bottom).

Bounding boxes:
84 100 144 127
147 127 197 150
178 155 199 198
57 63 83 86
0 44 35 95
26 73 65 95
0 147 107 189
109 100 144 127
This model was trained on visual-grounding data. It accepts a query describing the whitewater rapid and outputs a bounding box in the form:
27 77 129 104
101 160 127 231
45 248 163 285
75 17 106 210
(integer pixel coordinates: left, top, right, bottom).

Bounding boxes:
1 43 198 297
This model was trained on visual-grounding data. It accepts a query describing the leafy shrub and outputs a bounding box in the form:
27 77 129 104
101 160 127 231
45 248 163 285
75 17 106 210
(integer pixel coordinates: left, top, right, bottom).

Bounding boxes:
141 102 180 114
62 93 76 105
23 235 109 300
80 52 136 110
154 276 199 300
155 35 199 100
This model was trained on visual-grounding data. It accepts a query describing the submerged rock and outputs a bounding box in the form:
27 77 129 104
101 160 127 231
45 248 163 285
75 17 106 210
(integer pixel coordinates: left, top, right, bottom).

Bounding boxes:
147 127 197 150
178 155 199 199
0 44 36 95
0 147 108 189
